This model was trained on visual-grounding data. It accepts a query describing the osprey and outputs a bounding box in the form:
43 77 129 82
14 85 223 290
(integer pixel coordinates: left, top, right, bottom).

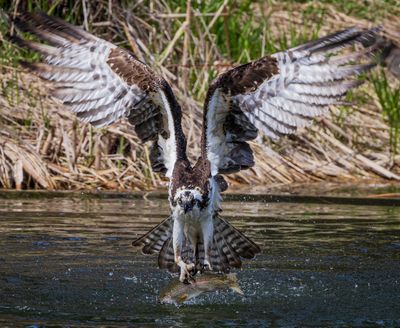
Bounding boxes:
12 13 379 282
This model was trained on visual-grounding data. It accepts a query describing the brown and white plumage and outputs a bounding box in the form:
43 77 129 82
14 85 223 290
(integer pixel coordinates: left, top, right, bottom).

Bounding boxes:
203 26 379 176
11 12 381 283
12 12 187 178
133 215 259 274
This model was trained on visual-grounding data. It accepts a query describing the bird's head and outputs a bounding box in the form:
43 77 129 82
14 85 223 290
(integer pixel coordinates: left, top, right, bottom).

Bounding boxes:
169 158 211 214
173 187 206 214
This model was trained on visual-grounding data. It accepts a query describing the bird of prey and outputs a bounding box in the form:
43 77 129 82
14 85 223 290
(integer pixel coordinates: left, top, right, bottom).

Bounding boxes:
11 12 379 283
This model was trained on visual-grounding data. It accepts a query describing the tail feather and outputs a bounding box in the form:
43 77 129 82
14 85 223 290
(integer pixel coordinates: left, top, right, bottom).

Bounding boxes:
214 216 260 260
132 217 173 255
209 236 231 273
213 218 242 269
204 216 260 273
158 237 179 272
132 215 260 274
157 233 194 273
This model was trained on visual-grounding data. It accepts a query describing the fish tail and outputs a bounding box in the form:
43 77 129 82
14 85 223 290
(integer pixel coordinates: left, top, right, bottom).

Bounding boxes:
226 273 244 295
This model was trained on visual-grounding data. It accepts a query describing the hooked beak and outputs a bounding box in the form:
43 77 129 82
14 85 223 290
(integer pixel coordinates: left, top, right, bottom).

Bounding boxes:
181 198 196 213
183 202 193 214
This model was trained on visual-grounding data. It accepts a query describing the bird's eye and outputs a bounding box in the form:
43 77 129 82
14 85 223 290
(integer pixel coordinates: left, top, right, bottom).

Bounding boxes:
195 187 201 192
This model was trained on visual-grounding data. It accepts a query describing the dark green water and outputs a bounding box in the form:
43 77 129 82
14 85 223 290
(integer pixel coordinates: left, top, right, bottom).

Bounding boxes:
0 196 399 327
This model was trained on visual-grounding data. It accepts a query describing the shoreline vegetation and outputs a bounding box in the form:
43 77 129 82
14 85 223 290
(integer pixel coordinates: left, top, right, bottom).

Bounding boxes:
0 0 399 191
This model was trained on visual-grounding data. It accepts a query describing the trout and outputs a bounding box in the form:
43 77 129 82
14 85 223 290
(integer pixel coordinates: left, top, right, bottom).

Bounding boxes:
159 272 243 305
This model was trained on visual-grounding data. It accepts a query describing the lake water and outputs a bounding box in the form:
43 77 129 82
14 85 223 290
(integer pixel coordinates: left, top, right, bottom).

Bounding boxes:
0 193 399 327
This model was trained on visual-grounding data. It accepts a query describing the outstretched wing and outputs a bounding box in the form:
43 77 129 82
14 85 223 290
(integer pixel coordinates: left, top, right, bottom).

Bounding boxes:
201 27 379 176
11 12 187 177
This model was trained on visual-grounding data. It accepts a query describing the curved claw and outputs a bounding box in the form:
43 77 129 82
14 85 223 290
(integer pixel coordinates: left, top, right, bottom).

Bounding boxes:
189 261 200 277
200 260 212 273
178 261 196 284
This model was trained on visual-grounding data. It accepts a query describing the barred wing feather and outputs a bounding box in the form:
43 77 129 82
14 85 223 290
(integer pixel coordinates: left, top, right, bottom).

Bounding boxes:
202 27 380 176
11 12 186 177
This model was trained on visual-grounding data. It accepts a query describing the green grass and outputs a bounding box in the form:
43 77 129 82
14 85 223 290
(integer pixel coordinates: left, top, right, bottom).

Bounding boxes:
372 70 400 157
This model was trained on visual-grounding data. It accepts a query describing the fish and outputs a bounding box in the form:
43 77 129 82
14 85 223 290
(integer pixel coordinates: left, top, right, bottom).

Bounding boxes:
159 272 243 305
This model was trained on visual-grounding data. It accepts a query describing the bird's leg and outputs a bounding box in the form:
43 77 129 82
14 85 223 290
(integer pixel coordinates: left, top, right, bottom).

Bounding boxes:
201 217 213 272
184 230 199 277
193 241 200 275
184 225 197 277
173 218 195 283
186 235 199 277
